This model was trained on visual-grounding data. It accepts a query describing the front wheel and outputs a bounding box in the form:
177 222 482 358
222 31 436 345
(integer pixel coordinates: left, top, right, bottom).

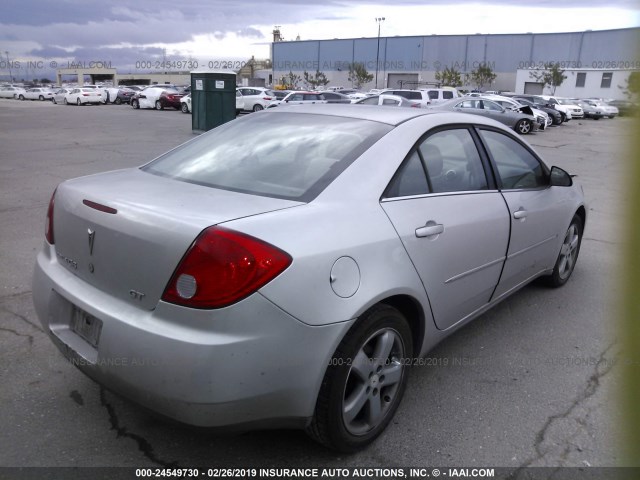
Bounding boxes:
544 214 583 287
307 304 413 452
52 98 57 104
19 95 24 100
131 99 139 109
515 119 532 135
39 95 45 101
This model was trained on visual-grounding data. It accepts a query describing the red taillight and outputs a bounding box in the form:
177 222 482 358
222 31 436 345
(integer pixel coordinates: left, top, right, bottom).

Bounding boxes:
45 188 56 244
82 93 90 96
263 96 272 100
162 226 292 309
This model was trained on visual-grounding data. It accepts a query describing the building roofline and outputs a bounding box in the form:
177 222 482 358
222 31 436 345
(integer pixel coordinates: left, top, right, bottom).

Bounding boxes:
275 26 640 45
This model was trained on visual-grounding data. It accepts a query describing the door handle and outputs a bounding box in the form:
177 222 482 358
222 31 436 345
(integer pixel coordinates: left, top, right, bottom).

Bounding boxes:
513 208 528 219
415 223 444 238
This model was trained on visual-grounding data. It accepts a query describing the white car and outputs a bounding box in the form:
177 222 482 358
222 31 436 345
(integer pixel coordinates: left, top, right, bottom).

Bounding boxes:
485 95 551 130
538 96 580 120
556 98 585 119
419 87 461 105
19 88 54 101
51 88 73 104
268 91 327 108
0 86 26 99
130 86 182 110
588 100 619 118
65 87 103 105
181 91 244 115
379 89 432 108
180 93 192 113
236 87 276 112
354 94 419 108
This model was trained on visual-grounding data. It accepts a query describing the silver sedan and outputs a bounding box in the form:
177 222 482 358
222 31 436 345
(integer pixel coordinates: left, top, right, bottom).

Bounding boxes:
33 105 585 452
433 97 540 134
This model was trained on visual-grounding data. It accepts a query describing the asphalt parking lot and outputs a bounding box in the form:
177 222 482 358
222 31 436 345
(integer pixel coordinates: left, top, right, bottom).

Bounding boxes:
0 99 630 469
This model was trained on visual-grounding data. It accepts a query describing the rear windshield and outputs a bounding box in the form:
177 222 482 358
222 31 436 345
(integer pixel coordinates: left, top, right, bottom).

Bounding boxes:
142 112 392 202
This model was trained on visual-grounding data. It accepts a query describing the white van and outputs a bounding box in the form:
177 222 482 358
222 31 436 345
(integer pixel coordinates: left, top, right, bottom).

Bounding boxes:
419 87 460 104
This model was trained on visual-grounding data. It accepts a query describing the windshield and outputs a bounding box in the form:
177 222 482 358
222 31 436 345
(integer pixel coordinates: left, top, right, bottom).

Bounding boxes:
142 112 392 202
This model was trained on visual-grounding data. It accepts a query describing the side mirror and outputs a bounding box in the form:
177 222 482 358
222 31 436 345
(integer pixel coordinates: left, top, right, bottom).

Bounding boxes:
550 166 573 187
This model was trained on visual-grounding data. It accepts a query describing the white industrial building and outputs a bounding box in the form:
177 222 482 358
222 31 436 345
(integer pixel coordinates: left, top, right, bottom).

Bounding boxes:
271 27 640 96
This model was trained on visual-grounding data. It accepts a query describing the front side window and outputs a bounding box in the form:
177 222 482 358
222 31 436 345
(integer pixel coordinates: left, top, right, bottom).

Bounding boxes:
143 113 392 202
479 129 547 190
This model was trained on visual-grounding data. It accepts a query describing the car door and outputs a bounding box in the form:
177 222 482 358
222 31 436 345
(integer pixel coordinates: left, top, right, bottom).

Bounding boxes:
381 127 510 330
477 128 571 300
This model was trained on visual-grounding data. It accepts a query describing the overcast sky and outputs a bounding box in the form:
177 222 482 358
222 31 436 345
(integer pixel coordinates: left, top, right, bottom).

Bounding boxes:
1 0 639 78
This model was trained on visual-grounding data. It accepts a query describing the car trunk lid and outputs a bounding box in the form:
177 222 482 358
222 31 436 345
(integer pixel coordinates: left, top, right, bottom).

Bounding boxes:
52 168 303 310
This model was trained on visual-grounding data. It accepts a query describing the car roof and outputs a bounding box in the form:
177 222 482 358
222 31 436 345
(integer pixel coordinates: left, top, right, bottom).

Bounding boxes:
262 103 510 128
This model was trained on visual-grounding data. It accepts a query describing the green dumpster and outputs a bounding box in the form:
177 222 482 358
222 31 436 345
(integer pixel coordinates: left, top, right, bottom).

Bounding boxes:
190 70 237 133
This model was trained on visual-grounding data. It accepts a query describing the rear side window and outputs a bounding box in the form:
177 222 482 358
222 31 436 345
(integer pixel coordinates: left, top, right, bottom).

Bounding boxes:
385 152 430 197
427 91 439 100
443 91 454 99
143 113 392 202
479 130 547 190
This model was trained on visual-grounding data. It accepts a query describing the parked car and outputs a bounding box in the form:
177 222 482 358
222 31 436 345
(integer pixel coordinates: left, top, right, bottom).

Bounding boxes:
267 91 327 108
181 91 244 115
0 86 26 99
380 89 431 108
607 99 636 116
19 88 54 101
555 98 585 119
485 95 550 130
320 91 352 104
131 87 181 110
354 94 419 108
432 97 539 134
419 87 460 105
513 97 563 125
50 88 73 105
180 93 191 113
571 100 605 120
156 90 184 110
534 96 575 121
65 88 103 105
114 88 136 105
585 99 618 118
33 104 585 453
236 87 276 111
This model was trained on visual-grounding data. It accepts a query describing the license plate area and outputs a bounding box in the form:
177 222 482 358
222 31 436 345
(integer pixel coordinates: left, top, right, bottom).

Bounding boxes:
71 306 103 347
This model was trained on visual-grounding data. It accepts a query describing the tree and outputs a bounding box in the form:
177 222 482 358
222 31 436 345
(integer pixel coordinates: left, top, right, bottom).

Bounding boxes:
279 71 302 89
434 66 462 87
40 78 52 84
620 71 640 101
348 63 373 89
467 63 497 91
303 70 330 90
529 63 567 95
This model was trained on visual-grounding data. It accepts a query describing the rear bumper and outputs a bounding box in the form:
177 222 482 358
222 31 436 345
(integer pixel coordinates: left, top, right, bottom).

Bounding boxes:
33 244 352 428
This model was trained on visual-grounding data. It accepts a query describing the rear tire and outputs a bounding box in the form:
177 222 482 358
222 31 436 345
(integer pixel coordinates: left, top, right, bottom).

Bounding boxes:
181 103 189 113
544 215 583 288
155 100 163 110
77 98 82 106
306 304 413 452
131 99 139 109
114 97 122 105
39 95 44 101
252 104 263 112
19 94 24 100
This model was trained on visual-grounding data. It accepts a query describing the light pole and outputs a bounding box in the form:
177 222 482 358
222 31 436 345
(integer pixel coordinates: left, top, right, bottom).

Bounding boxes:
375 17 385 89
5 51 13 83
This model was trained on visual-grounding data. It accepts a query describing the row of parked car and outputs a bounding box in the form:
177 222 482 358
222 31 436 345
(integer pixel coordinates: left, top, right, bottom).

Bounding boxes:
0 82 629 136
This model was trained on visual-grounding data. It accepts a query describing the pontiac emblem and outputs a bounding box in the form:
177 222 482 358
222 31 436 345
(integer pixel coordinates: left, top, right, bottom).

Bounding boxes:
88 228 95 256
